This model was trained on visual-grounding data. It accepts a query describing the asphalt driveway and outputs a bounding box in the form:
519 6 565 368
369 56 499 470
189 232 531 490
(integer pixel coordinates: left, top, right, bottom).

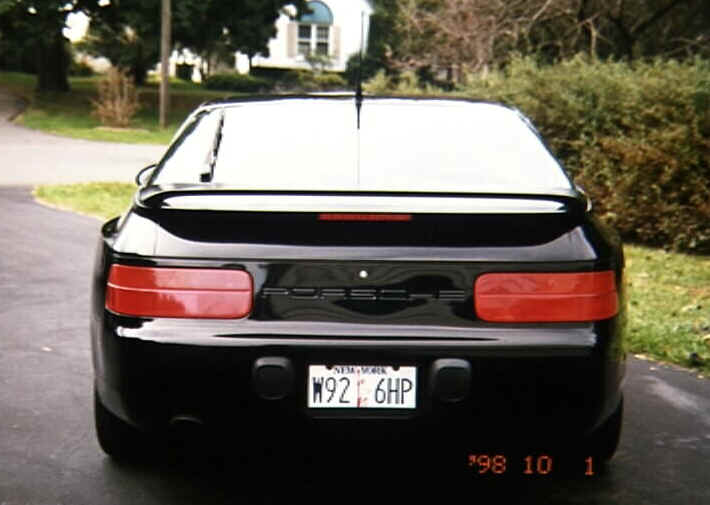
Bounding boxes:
0 90 165 185
0 91 709 504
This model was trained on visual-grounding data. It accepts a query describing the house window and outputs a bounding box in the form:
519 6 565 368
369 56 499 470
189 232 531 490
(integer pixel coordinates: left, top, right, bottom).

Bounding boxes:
297 1 333 57
298 25 312 56
316 26 329 55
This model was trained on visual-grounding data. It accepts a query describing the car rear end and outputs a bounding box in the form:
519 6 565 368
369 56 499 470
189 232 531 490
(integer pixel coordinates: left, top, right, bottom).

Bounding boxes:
90 97 626 463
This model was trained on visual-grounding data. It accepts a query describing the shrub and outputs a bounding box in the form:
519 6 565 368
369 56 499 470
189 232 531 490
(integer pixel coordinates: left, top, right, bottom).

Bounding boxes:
455 56 710 253
91 67 140 128
363 69 393 94
242 69 347 92
203 72 272 93
344 53 385 87
250 67 299 82
293 70 348 91
363 69 443 95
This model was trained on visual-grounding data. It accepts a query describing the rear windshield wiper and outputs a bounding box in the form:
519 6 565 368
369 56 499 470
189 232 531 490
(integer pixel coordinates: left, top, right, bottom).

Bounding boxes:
200 109 225 183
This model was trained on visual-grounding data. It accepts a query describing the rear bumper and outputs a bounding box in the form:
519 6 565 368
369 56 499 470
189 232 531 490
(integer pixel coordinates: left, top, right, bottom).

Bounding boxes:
92 312 625 450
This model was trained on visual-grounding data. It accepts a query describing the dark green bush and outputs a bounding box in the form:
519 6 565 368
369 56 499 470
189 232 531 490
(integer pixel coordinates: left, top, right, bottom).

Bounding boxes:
250 67 301 83
204 69 346 93
256 69 347 92
454 56 710 253
344 53 385 86
203 72 273 93
294 70 348 91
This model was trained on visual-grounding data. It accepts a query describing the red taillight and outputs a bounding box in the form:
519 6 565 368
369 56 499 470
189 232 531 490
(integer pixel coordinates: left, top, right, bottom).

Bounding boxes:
474 271 618 323
318 213 412 222
106 265 253 319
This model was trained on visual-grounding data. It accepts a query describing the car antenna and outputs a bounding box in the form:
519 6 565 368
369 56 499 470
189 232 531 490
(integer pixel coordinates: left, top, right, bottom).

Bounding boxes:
355 11 364 130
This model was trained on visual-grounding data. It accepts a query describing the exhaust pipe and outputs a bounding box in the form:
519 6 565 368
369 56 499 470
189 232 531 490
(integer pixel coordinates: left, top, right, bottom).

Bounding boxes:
169 414 205 428
167 415 216 457
169 414 206 440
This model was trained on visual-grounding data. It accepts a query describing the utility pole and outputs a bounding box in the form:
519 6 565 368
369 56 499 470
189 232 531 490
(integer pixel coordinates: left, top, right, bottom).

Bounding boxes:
159 0 171 128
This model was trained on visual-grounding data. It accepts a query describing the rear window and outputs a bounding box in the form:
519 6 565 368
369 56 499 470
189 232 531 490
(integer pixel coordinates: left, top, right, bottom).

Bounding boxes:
152 99 573 195
152 109 222 185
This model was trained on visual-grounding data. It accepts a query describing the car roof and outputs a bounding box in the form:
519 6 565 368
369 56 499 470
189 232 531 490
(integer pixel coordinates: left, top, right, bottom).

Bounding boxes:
196 94 525 118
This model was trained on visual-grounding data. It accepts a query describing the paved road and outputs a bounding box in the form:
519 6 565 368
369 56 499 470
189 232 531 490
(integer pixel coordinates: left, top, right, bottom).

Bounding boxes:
0 90 165 185
0 186 709 505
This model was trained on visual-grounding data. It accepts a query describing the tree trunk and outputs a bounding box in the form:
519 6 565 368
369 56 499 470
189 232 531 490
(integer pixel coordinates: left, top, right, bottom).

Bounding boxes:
131 44 147 86
131 63 147 86
36 31 70 93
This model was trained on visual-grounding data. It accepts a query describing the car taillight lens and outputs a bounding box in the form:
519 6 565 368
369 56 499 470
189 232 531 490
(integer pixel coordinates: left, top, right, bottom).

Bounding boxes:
474 271 618 323
106 265 253 319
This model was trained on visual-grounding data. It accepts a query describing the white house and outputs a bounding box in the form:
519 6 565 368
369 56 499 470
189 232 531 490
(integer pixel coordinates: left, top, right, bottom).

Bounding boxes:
236 0 374 74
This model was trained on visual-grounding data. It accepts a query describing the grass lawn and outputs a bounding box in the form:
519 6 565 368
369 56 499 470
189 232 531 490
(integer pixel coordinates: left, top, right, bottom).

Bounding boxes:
34 183 136 220
33 182 710 377
625 245 710 376
0 71 235 144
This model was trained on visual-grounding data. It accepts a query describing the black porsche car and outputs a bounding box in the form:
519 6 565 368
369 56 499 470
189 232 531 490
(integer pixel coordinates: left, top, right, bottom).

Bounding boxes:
91 95 625 472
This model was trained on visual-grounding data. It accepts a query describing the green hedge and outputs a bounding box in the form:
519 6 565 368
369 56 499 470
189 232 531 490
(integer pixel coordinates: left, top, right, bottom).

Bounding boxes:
204 70 348 94
203 72 272 93
291 70 347 91
454 57 710 253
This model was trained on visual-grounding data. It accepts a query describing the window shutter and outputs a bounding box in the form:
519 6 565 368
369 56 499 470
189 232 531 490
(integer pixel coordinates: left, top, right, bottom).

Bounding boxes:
332 25 341 60
287 22 297 58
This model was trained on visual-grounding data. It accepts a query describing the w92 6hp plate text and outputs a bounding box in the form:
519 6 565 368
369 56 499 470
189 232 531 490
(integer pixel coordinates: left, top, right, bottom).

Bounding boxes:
308 365 416 409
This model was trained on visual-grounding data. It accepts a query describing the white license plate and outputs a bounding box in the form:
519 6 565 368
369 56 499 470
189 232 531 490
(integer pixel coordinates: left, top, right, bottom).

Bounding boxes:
307 365 416 409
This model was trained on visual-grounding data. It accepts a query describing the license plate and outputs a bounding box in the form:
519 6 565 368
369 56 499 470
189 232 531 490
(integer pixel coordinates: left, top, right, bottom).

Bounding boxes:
307 365 416 409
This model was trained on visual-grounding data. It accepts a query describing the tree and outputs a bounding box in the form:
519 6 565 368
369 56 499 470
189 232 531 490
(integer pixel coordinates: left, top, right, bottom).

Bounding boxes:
594 0 709 59
83 0 308 82
386 0 563 81
380 0 710 83
0 0 110 92
171 0 224 78
529 0 710 61
223 0 284 68
79 0 161 86
0 1 37 72
345 0 400 85
173 0 307 78
0 1 72 91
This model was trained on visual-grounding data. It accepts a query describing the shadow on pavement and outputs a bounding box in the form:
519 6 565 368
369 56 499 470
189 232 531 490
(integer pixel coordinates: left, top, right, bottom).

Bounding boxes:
99 434 624 505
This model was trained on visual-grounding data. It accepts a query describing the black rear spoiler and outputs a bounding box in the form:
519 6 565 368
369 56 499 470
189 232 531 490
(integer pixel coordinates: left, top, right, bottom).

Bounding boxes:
136 184 589 215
